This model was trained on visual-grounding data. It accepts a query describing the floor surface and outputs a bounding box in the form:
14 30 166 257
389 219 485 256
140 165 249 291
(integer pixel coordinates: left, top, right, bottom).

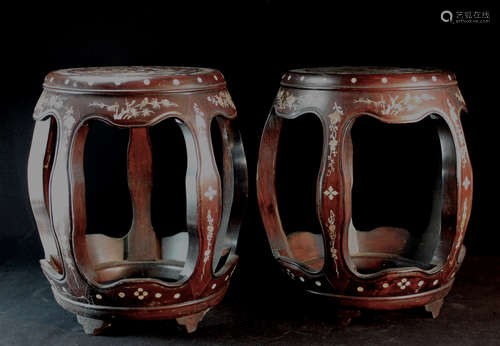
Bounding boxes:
1 256 499 345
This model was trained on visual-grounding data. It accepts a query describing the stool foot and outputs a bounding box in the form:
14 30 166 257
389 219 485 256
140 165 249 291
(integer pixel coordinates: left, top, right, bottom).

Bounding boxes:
425 298 444 319
336 308 361 326
76 315 112 335
176 309 210 333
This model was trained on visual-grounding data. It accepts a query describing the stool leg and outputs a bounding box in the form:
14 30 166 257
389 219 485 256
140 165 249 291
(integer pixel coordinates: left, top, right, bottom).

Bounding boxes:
126 128 161 261
76 315 112 335
425 298 444 319
336 308 361 326
176 308 210 333
28 118 62 272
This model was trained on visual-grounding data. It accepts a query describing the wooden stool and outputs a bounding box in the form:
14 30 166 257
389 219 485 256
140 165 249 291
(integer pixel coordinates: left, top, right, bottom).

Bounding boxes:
28 67 247 334
257 67 471 320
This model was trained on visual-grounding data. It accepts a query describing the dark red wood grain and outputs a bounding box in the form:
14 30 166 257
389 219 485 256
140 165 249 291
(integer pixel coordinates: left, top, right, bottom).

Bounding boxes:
257 67 472 319
28 67 248 334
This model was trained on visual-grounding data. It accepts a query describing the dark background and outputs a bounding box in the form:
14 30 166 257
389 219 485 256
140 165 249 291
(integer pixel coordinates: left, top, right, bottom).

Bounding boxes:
0 2 498 344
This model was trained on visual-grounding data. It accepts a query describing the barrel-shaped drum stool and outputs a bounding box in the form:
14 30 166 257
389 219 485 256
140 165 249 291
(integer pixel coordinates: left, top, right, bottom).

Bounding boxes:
28 67 247 334
257 67 471 320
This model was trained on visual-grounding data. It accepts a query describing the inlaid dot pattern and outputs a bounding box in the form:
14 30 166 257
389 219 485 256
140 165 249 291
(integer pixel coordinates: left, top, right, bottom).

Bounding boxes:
96 294 102 300
433 280 439 286
155 293 162 298
197 77 203 83
315 280 322 287
357 286 364 292
118 292 126 298
144 79 150 85
351 77 357 84
173 79 180 85
382 283 389 288
213 75 218 81
432 76 437 82
411 76 417 82
174 293 181 299
299 277 305 282
211 283 217 289
381 77 388 83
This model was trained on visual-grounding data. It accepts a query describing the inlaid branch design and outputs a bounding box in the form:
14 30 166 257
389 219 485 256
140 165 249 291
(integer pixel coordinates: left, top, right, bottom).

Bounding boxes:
354 93 435 116
326 102 344 176
207 90 235 109
447 98 467 168
275 89 298 111
327 210 340 277
203 209 215 264
89 97 180 120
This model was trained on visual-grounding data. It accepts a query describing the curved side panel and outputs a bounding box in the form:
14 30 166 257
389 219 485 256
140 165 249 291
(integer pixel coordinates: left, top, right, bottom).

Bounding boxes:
211 117 248 276
177 119 200 283
28 117 64 277
184 102 223 297
258 108 328 273
257 112 291 259
50 110 89 298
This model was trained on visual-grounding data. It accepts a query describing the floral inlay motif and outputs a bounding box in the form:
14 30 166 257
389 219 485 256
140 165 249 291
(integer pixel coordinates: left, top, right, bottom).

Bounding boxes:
133 287 149 300
275 89 298 111
396 278 411 290
455 90 465 104
194 103 207 131
447 99 467 168
89 97 179 120
326 102 344 176
204 186 217 201
323 185 338 200
35 94 65 113
207 90 235 109
463 176 471 190
326 210 340 277
203 209 215 264
353 93 435 116
456 198 468 249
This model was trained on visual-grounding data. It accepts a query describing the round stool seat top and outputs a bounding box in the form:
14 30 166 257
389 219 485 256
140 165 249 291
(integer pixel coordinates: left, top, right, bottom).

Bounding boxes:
43 66 226 94
281 66 457 90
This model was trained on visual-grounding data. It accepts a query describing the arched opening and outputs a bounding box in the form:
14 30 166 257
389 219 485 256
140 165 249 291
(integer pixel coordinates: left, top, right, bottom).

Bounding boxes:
77 118 198 285
346 114 457 275
275 114 325 271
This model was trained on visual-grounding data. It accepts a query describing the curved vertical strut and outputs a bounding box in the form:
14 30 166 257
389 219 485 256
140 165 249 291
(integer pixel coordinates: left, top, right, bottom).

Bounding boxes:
177 119 200 280
257 112 293 258
126 128 161 261
212 118 248 274
415 116 457 264
28 117 63 275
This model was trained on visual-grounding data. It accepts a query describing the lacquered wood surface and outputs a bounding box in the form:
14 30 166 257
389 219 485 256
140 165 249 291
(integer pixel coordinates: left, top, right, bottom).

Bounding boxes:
28 67 248 333
257 67 472 316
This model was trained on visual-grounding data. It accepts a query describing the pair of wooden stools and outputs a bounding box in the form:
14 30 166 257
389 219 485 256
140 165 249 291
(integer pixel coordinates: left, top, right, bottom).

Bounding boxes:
28 66 471 334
